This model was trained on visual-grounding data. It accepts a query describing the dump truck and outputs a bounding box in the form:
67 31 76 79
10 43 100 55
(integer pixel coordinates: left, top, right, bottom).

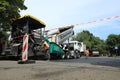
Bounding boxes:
69 41 85 58
46 26 74 59
46 26 82 59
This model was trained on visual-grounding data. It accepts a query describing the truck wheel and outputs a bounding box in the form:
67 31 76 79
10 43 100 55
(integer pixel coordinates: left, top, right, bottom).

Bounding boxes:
66 52 70 59
80 53 82 57
61 54 65 59
74 53 77 59
77 54 80 59
66 54 70 59
76 53 80 58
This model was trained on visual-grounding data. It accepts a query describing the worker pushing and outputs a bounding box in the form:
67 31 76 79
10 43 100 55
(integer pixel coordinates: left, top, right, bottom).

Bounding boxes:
41 40 49 50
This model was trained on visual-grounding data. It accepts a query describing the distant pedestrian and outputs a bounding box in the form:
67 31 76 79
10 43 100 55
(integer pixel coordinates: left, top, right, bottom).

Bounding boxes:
85 49 89 59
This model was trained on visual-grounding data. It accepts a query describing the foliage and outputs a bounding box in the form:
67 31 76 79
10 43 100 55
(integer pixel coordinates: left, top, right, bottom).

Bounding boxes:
72 30 106 54
106 34 120 56
0 0 27 53
0 0 27 30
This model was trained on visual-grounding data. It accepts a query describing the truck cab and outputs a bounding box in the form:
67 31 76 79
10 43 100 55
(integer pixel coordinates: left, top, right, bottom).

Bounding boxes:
69 41 82 58
69 41 81 51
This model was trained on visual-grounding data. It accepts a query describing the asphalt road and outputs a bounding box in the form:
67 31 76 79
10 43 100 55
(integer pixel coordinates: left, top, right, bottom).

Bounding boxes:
51 57 120 68
0 56 120 68
0 56 120 80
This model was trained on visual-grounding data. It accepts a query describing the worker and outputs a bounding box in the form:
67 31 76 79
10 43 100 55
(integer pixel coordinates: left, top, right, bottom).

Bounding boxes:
41 40 49 50
41 40 50 60
85 49 89 59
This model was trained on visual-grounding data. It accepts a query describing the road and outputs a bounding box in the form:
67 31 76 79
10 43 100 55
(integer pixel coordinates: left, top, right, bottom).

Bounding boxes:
52 56 120 68
0 57 120 80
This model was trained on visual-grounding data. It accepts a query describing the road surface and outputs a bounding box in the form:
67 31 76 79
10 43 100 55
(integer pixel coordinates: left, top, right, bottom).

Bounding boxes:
52 57 120 68
0 57 120 80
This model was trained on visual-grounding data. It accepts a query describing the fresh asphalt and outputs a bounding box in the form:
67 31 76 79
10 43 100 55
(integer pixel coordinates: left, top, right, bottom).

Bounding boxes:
51 57 120 68
0 56 120 68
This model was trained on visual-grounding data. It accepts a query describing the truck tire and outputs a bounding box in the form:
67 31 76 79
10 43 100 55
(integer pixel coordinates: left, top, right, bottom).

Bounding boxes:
73 53 77 59
61 54 65 59
65 51 71 59
74 50 80 59
66 52 70 59
76 52 81 58
76 53 80 58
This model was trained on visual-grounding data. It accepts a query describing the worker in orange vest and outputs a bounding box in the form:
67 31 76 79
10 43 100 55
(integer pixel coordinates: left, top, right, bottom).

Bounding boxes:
41 40 49 50
41 40 50 60
85 49 90 59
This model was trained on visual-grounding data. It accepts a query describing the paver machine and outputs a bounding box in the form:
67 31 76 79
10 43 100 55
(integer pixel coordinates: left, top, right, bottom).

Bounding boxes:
3 14 65 60
3 14 48 59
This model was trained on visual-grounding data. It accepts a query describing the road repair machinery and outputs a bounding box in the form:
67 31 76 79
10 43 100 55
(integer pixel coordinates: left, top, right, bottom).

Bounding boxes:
69 41 86 58
90 48 100 56
46 26 82 59
2 14 49 59
2 14 83 60
1 14 72 60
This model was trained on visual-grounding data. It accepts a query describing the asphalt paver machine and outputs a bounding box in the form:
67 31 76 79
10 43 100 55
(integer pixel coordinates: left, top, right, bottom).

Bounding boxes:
4 14 49 60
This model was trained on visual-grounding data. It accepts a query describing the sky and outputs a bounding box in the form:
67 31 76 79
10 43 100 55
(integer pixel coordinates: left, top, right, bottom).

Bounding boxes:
20 0 120 40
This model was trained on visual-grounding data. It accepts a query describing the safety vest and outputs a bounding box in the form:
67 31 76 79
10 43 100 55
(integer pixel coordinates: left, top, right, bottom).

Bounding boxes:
85 50 89 55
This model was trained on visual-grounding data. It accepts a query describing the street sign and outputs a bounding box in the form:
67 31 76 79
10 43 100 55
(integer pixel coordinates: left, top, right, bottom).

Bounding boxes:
114 46 118 50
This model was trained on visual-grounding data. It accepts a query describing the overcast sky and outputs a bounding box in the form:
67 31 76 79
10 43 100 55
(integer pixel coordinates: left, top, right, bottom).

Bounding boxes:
20 0 120 40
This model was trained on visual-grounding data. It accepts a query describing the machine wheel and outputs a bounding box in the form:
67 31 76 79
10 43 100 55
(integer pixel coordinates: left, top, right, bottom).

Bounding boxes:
74 54 77 59
45 50 51 60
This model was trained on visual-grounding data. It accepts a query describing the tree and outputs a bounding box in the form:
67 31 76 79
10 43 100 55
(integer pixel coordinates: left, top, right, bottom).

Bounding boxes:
0 0 27 54
0 0 27 30
72 30 106 54
106 34 120 56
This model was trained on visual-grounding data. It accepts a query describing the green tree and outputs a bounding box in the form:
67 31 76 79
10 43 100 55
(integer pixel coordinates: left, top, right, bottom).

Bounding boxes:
106 34 120 56
0 0 27 54
0 0 27 30
72 30 106 54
